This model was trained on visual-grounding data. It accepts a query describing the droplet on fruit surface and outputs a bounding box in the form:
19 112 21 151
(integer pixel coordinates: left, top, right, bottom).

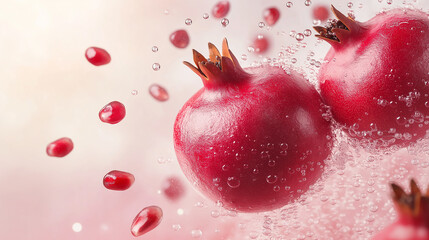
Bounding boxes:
227 176 240 188
212 1 230 19
149 84 169 102
169 29 190 48
161 176 185 201
130 206 163 237
46 137 74 158
85 47 111 66
99 101 126 124
103 170 135 191
263 7 280 26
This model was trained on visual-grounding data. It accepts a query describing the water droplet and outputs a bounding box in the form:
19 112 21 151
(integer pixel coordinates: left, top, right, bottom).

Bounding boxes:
303 29 312 37
221 18 229 27
295 33 305 41
227 177 240 188
258 22 265 28
304 0 312 6
347 2 353 8
286 2 293 8
131 90 138 95
172 224 182 231
266 175 278 184
152 63 161 71
203 13 209 19
241 54 248 61
211 210 220 218
185 18 192 25
191 229 203 238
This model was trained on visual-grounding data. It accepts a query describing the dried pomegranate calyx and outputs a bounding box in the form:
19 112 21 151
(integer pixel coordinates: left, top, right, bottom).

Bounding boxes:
183 38 249 88
314 5 360 44
391 179 429 218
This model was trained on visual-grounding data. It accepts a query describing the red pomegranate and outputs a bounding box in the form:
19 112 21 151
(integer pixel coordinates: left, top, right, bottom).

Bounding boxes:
373 179 429 240
173 39 333 212
314 6 429 147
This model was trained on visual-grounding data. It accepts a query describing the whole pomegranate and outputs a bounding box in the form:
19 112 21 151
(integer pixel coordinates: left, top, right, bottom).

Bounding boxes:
373 179 429 240
174 39 333 212
314 6 429 147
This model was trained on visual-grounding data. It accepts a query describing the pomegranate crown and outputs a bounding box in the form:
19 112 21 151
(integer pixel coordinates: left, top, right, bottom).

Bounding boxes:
183 38 248 88
313 5 361 46
391 179 429 218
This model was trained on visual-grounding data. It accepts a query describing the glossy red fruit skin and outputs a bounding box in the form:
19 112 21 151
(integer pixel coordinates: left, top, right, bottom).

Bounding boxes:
174 40 332 212
317 8 429 147
131 206 163 237
313 5 330 22
46 137 74 157
85 47 111 66
373 180 429 240
170 30 190 49
212 1 230 19
99 101 126 124
103 170 135 191
263 7 280 26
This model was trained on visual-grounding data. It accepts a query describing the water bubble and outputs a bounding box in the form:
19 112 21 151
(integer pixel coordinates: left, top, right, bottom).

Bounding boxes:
258 22 265 28
172 224 182 231
203 13 209 19
303 29 312 37
266 175 278 184
131 90 138 95
227 177 240 188
304 0 312 6
152 46 158 52
185 18 192 25
211 210 220 218
295 33 305 41
387 0 393 4
152 63 161 71
286 2 293 8
221 18 229 27
241 54 248 61
347 2 353 8
191 229 203 238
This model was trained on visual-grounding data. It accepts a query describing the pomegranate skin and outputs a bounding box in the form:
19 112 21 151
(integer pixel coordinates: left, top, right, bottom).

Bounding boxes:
316 7 429 147
372 180 429 240
174 40 332 212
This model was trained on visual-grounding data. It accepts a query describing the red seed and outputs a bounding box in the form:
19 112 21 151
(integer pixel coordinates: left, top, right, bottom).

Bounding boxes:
131 206 163 237
149 84 169 102
162 176 185 201
99 101 126 124
169 30 190 49
263 7 280 26
313 5 330 21
46 137 74 158
253 35 270 54
212 1 230 19
85 47 111 66
103 170 135 191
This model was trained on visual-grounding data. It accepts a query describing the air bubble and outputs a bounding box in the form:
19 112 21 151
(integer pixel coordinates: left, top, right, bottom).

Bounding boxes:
152 63 161 71
152 46 158 52
203 13 209 19
266 175 278 184
227 177 241 188
304 0 312 6
303 29 312 37
286 2 293 8
185 18 192 25
295 33 305 41
221 18 229 27
258 22 265 28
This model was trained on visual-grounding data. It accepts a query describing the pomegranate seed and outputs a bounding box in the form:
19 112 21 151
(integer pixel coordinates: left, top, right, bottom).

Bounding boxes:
131 206 163 237
313 5 330 21
169 30 190 49
103 170 135 191
263 7 280 26
212 1 230 19
46 137 74 158
149 84 169 102
85 47 111 66
253 35 270 54
162 176 185 201
99 101 126 124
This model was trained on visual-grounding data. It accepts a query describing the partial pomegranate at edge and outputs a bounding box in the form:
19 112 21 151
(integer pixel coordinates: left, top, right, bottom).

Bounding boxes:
314 6 429 147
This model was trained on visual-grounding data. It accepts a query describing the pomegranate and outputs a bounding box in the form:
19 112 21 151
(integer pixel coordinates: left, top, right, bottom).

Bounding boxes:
99 101 126 124
85 47 111 66
131 206 163 237
174 39 333 212
314 6 429 147
103 170 135 191
373 179 429 240
263 7 280 26
46 137 73 157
